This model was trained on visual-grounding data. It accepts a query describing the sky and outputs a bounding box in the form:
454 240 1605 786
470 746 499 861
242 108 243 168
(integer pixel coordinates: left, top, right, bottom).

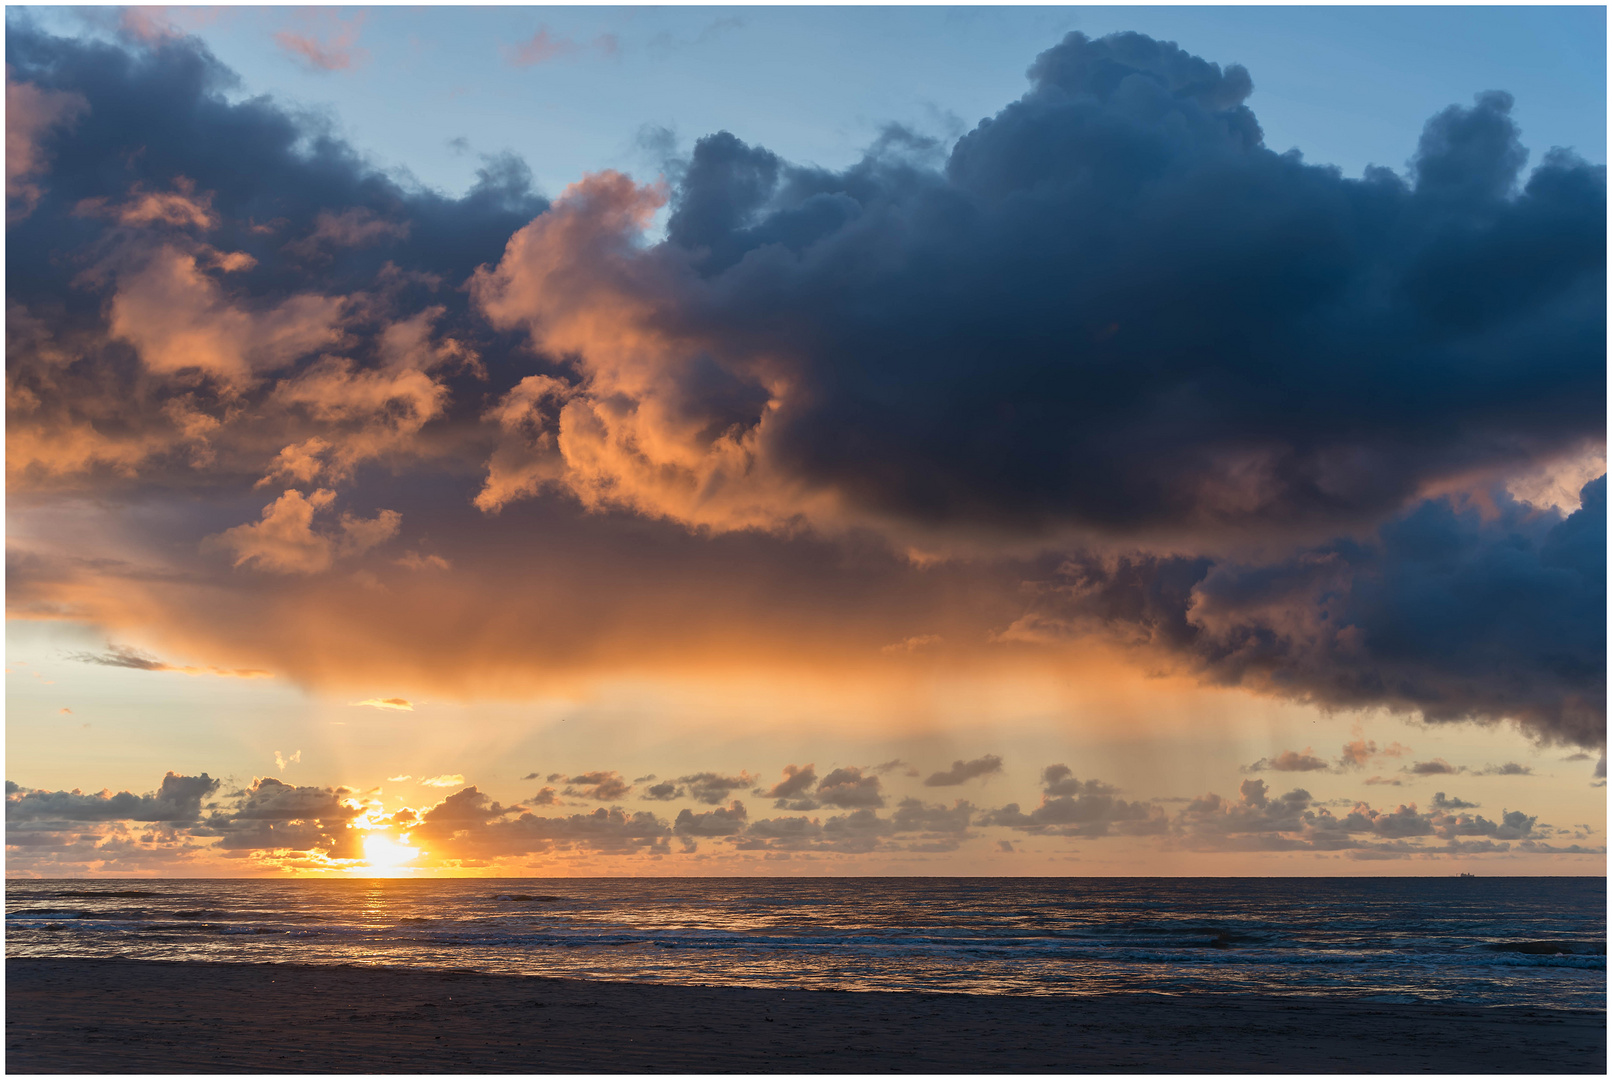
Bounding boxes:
4 5 1606 878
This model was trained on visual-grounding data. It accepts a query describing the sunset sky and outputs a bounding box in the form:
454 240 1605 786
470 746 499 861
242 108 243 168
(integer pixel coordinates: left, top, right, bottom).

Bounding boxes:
6 5 1606 877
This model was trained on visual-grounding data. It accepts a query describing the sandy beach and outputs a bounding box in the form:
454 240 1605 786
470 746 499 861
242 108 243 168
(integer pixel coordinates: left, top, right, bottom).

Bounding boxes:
5 957 1605 1073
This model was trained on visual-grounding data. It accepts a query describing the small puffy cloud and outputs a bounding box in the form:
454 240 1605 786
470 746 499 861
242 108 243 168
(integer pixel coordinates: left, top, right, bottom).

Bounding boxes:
560 771 633 802
1431 792 1478 811
757 764 819 809
677 771 755 805
274 10 368 73
352 697 413 711
923 754 1003 787
527 787 560 807
418 774 466 788
1338 738 1411 769
1480 762 1533 776
387 775 411 783
814 766 884 809
1407 759 1464 776
1040 764 1111 797
203 489 400 574
1243 748 1331 774
640 781 684 801
273 750 300 771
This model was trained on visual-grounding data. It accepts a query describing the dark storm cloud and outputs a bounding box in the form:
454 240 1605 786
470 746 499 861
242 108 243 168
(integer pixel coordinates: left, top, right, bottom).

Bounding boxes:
5 22 1603 754
5 771 218 821
922 754 1003 787
1008 480 1606 747
6 21 545 496
503 28 1604 547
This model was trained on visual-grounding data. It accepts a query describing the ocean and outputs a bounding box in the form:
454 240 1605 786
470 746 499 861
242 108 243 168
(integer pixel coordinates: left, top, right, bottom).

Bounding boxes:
6 877 1604 1010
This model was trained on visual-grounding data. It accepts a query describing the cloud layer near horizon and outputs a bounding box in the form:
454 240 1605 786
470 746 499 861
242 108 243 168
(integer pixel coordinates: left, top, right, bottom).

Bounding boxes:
4 23 1604 749
6 751 1601 876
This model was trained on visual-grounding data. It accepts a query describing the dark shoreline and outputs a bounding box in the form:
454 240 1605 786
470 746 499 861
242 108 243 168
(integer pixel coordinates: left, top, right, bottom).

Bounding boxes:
6 957 1606 1074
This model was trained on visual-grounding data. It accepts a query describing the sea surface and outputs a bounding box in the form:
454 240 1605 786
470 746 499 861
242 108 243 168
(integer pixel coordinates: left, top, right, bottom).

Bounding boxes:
6 877 1605 1009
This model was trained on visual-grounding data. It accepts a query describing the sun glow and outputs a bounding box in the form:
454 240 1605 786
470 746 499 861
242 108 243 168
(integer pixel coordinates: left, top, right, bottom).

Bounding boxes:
360 832 421 875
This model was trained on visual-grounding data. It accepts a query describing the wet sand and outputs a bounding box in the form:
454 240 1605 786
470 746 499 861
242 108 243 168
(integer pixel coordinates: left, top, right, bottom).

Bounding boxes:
6 957 1605 1073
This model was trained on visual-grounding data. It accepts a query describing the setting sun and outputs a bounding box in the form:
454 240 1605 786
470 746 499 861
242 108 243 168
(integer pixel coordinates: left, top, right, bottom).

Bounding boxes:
360 833 420 873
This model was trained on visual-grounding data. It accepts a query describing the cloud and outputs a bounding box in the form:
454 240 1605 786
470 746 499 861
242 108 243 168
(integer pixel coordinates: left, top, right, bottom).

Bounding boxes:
284 208 410 260
1007 479 1606 748
412 788 673 858
1407 759 1463 776
813 766 884 809
675 771 755 805
559 771 633 802
922 754 1003 787
203 490 401 574
7 756 1595 871
67 644 269 678
757 764 819 809
466 33 1602 554
870 758 920 777
418 774 466 788
6 771 218 822
273 749 300 771
2 23 1601 757
274 10 368 73
891 797 974 835
673 800 748 838
1337 738 1410 769
981 767 1162 838
1479 762 1533 776
502 28 617 68
1243 749 1330 774
881 634 941 655
6 72 87 218
352 697 413 711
